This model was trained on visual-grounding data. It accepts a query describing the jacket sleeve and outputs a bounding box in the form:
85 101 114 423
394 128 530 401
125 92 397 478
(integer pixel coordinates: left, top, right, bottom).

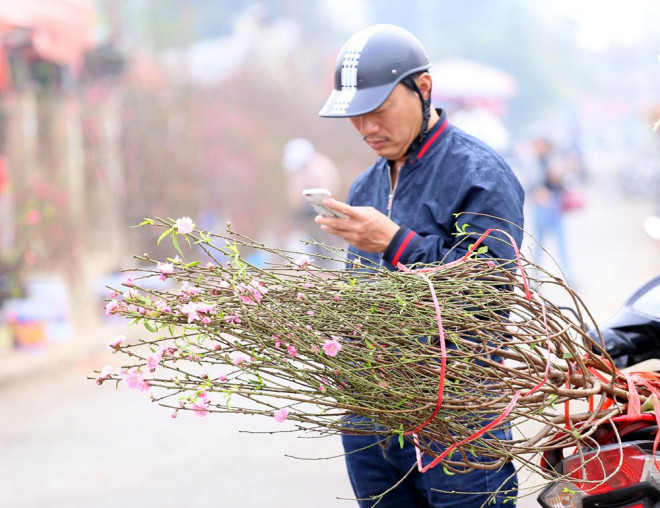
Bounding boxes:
382 168 525 268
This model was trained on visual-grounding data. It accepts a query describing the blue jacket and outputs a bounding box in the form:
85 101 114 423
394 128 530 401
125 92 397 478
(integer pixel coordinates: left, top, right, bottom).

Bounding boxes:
346 109 525 269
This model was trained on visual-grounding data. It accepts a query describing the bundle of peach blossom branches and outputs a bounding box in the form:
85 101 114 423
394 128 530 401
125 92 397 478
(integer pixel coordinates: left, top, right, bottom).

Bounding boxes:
94 217 658 479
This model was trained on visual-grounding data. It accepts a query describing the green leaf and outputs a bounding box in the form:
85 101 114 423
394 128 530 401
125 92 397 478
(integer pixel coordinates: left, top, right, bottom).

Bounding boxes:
137 218 155 227
226 243 240 255
477 245 488 254
185 261 201 268
641 397 655 413
398 433 404 449
563 352 574 359
442 466 455 476
157 227 174 246
172 234 184 257
144 321 157 333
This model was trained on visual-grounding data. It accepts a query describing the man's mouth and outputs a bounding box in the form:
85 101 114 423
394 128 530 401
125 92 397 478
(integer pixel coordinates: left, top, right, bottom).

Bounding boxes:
365 138 388 150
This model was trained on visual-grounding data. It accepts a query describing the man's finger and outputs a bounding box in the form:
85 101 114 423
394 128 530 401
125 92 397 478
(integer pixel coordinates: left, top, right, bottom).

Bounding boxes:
315 214 352 232
322 198 354 216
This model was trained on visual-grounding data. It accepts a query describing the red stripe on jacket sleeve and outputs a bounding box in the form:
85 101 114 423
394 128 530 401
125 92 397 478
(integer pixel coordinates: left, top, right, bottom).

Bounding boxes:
391 230 417 267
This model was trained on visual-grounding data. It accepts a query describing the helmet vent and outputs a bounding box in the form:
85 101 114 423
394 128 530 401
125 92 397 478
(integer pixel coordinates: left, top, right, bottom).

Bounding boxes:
329 25 379 115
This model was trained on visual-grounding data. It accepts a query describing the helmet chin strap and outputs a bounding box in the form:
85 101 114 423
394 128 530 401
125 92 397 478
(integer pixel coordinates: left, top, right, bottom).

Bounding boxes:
401 76 432 159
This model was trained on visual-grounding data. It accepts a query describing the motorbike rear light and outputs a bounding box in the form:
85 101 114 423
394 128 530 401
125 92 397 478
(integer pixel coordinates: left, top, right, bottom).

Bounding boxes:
538 443 660 508
562 443 646 494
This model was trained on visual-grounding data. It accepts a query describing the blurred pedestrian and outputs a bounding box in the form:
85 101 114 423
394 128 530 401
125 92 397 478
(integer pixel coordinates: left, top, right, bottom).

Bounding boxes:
281 138 342 257
528 135 580 284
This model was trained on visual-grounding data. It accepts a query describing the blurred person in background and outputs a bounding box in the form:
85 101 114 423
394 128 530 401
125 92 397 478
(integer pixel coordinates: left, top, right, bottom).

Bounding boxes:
281 137 342 258
313 24 523 508
527 133 585 285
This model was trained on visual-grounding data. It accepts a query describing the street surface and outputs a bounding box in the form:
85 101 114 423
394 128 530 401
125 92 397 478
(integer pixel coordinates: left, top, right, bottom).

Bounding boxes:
0 347 354 507
1 160 659 508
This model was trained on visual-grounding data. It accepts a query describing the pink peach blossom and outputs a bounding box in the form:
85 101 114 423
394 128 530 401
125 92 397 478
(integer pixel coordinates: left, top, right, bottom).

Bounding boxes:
233 353 249 366
323 338 342 357
146 350 163 372
120 368 150 392
105 300 119 316
100 365 116 377
295 255 310 268
224 314 241 325
273 408 289 423
240 295 255 305
192 401 209 417
196 302 214 314
179 302 201 323
155 300 172 313
175 216 195 234
123 288 140 300
107 334 126 350
287 345 297 358
157 262 174 281
180 282 202 297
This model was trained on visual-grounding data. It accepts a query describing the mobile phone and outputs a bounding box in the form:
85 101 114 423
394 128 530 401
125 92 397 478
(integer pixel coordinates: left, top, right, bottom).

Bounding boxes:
302 188 347 219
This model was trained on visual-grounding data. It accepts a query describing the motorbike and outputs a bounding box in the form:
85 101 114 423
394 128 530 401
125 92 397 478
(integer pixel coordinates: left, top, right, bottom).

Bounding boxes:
537 274 660 508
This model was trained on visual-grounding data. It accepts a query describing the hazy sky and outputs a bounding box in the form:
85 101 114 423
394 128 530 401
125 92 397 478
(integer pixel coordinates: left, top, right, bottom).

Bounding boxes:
546 0 659 51
321 0 659 52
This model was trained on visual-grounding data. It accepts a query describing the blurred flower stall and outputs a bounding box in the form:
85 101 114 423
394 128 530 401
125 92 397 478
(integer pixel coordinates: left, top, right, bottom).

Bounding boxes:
0 1 367 352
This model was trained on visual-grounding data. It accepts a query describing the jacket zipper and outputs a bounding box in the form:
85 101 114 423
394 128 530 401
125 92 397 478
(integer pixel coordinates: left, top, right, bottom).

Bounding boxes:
386 164 400 217
381 164 400 266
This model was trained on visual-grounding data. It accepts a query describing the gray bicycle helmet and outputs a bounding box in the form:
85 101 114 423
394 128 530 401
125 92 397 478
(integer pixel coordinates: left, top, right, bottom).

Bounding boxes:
319 24 431 118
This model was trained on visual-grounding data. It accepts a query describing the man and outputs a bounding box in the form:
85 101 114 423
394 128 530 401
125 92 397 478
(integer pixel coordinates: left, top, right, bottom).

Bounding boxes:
314 24 524 507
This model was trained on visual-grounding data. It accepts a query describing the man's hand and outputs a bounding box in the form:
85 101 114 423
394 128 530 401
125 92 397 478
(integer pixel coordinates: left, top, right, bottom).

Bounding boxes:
314 198 399 253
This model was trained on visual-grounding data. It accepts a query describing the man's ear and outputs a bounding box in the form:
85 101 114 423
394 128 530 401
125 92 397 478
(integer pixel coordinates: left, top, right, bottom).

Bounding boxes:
416 72 433 101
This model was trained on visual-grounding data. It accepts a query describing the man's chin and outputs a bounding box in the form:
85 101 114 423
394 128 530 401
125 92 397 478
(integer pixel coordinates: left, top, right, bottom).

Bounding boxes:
367 143 399 159
373 148 404 161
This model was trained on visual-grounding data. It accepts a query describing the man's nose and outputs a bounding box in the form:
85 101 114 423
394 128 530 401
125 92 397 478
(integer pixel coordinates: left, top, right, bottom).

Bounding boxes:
353 114 379 135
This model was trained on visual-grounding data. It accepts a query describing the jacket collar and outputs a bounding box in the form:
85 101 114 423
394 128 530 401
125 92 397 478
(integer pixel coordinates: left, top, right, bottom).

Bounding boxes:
381 109 450 173
407 108 449 164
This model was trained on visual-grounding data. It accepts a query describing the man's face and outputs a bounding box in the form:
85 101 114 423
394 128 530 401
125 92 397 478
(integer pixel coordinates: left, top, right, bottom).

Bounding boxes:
349 83 423 162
